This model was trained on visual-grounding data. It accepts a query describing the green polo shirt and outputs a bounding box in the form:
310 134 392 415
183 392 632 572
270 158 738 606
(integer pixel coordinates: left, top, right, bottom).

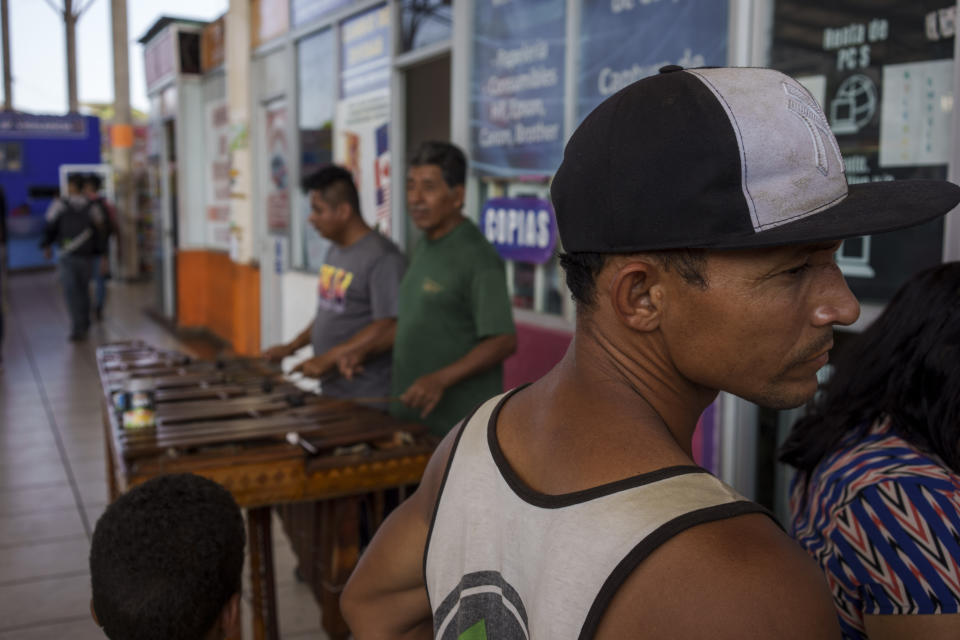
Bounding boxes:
391 220 515 436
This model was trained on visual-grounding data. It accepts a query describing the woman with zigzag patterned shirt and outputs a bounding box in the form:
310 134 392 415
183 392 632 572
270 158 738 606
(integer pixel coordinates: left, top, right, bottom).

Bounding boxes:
782 262 960 640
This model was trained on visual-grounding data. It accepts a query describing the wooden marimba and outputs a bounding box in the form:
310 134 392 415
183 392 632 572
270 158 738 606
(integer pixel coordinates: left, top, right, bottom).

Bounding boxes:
97 341 436 640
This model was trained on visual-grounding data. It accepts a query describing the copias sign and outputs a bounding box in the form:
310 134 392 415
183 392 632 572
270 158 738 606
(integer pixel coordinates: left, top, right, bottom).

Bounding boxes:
480 197 557 264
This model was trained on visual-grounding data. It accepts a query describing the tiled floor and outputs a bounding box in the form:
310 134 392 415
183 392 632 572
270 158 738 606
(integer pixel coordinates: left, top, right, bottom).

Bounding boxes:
0 271 328 639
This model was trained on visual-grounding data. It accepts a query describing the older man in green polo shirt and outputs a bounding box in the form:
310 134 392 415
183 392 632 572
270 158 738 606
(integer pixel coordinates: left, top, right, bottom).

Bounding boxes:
339 141 516 436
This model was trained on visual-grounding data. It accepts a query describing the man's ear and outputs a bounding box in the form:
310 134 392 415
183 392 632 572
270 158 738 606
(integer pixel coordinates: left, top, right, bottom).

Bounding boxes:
219 592 242 639
335 201 353 221
609 260 663 332
451 184 465 210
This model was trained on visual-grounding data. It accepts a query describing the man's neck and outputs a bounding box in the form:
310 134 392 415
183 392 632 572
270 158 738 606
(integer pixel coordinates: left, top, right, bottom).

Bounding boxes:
496 336 713 495
336 219 372 248
426 213 466 241
562 327 716 458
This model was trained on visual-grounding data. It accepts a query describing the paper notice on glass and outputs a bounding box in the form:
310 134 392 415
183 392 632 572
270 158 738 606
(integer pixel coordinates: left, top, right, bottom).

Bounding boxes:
796 75 827 109
879 59 954 167
334 88 390 236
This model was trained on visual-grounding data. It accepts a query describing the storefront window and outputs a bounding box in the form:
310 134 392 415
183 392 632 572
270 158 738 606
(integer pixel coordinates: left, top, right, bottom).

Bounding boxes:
470 0 566 179
771 1 954 303
577 0 728 122
296 27 336 271
400 0 452 53
758 0 957 522
292 0 353 29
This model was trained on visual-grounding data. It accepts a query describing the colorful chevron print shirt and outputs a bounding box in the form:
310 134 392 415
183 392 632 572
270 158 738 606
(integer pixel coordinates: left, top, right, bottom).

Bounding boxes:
791 417 960 639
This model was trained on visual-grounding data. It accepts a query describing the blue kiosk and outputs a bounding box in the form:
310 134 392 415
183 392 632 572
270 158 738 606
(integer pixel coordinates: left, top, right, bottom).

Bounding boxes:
0 112 102 270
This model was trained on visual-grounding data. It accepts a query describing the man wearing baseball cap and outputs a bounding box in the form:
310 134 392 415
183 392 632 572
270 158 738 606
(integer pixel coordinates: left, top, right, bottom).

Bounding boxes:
340 66 960 639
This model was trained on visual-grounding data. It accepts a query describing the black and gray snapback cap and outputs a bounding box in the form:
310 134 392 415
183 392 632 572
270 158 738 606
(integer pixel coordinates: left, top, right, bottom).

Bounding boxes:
551 65 960 253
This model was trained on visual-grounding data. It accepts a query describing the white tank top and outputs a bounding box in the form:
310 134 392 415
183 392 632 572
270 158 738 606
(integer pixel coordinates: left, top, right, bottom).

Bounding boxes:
424 389 771 640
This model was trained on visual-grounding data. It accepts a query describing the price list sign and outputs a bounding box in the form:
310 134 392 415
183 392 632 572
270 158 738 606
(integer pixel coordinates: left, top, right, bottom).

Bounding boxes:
471 0 567 178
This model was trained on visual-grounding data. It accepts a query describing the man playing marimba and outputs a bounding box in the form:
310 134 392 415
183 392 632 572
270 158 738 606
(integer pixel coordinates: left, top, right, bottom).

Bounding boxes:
263 165 405 405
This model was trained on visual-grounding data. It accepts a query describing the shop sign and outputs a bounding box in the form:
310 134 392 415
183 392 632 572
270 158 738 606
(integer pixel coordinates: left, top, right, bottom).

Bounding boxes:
577 0 728 121
252 0 290 49
265 101 290 232
201 16 226 72
340 4 391 99
772 1 955 302
292 0 353 27
471 0 566 178
144 27 176 91
205 100 232 250
480 197 557 264
0 113 86 138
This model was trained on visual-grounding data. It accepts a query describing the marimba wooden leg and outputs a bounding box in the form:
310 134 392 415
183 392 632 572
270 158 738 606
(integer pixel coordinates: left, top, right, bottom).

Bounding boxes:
102 413 119 503
247 506 280 640
319 497 360 640
369 490 386 531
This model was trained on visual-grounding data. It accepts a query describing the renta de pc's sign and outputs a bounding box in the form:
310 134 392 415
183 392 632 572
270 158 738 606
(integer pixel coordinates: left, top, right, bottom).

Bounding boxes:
480 197 557 264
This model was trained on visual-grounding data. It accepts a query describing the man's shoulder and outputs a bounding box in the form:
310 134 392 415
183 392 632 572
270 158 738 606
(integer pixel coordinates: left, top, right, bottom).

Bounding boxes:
594 512 839 638
448 221 504 268
349 230 403 263
370 231 405 260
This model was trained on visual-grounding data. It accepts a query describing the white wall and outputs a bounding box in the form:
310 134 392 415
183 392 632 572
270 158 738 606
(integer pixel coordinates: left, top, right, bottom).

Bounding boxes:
252 46 294 349
176 76 208 249
280 271 317 343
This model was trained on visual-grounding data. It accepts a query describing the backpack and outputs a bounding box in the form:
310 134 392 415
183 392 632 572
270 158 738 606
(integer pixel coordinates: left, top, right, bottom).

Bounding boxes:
55 198 99 256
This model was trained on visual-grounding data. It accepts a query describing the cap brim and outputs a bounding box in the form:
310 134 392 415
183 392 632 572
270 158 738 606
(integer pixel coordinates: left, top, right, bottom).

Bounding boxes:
699 180 960 250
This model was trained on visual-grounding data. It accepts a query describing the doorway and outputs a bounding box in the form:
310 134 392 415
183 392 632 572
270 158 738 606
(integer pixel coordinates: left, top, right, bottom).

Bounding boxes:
402 53 450 248
153 119 178 322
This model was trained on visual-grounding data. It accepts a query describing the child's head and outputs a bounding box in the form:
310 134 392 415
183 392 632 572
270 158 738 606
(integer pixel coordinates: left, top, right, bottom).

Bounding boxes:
89 473 246 640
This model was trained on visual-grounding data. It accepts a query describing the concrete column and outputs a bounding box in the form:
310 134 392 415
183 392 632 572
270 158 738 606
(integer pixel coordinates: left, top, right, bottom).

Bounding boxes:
110 0 138 279
226 0 254 264
1 0 11 110
65 0 78 113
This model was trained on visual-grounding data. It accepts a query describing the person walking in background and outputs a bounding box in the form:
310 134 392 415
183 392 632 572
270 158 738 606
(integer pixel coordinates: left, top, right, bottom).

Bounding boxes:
82 173 115 322
41 173 102 341
781 262 960 640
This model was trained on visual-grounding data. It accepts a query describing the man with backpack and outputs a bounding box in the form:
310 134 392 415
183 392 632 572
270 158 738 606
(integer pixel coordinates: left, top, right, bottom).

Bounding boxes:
82 173 116 321
42 173 104 341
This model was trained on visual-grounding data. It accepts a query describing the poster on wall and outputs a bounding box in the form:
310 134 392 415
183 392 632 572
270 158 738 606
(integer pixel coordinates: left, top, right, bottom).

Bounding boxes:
265 100 291 233
471 0 566 178
293 0 353 28
578 0 728 122
335 4 392 236
335 89 391 234
340 5 390 99
772 2 955 302
205 100 231 250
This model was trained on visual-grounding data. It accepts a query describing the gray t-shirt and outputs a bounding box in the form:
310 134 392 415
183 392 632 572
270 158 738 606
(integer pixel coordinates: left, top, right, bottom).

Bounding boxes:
311 230 405 401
